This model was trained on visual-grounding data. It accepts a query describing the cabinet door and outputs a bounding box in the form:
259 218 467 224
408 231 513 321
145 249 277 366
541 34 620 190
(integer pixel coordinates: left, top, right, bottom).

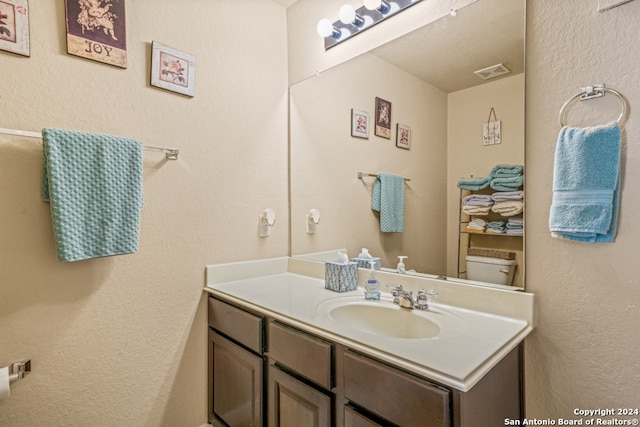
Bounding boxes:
344 405 388 427
209 330 263 427
268 365 332 427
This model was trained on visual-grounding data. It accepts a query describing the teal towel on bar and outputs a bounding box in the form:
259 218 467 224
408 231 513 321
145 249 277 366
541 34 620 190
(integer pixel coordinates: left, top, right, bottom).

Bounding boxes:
371 173 405 233
549 122 621 243
41 128 144 262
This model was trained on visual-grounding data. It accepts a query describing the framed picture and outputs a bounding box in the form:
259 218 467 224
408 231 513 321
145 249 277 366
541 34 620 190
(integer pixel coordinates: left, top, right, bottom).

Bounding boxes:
396 123 411 149
374 97 392 139
150 41 196 97
64 0 127 68
351 109 369 139
0 0 30 57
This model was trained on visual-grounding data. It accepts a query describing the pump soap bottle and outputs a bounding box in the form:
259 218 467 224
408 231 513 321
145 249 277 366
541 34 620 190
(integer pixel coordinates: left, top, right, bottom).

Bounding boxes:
364 260 381 300
397 256 408 274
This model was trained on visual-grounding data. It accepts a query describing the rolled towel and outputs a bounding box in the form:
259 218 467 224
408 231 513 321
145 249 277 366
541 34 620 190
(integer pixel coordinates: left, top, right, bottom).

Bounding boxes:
462 205 491 216
490 164 524 177
468 217 488 230
488 220 507 228
491 200 524 217
457 175 492 191
487 228 506 234
463 194 494 206
490 175 524 191
491 191 524 202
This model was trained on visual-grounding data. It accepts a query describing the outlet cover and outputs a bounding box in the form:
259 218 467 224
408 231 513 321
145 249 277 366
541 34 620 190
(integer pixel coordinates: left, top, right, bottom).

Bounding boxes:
598 0 634 12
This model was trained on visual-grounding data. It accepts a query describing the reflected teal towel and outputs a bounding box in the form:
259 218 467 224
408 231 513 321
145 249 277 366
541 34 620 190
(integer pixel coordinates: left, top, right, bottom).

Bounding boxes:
457 175 491 191
549 122 621 242
490 175 524 191
41 128 144 262
490 164 524 177
372 173 405 233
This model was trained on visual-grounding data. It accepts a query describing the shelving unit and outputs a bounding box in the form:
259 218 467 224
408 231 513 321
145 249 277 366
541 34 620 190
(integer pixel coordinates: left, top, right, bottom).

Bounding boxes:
456 188 524 281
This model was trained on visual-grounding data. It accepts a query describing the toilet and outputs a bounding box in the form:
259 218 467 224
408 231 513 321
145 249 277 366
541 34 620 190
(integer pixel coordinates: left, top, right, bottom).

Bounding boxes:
465 255 517 285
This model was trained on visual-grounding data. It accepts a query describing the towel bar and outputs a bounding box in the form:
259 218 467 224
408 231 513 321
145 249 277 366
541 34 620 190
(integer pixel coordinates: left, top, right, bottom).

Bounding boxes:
358 172 411 182
0 127 180 160
558 84 627 127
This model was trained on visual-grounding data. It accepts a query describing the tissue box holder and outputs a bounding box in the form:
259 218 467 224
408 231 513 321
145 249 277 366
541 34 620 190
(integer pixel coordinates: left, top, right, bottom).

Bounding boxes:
325 262 358 293
352 257 381 270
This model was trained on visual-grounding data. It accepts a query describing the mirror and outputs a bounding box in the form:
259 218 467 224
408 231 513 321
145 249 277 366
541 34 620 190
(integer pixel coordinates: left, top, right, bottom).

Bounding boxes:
290 0 525 290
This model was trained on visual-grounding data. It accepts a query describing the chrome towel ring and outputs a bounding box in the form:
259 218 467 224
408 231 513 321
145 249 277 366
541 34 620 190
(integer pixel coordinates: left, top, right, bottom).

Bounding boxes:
558 84 628 127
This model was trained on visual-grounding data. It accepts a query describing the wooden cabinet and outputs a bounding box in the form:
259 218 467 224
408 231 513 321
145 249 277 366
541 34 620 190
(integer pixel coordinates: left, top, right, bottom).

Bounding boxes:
209 330 263 427
208 295 523 427
268 365 332 427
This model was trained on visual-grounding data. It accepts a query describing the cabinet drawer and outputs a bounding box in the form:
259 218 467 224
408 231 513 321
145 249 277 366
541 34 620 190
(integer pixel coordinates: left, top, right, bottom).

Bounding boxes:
208 297 264 354
343 351 450 427
344 405 386 427
268 321 333 389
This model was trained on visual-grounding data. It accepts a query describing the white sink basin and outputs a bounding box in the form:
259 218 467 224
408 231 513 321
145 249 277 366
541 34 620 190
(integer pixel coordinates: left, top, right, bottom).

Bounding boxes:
316 296 466 340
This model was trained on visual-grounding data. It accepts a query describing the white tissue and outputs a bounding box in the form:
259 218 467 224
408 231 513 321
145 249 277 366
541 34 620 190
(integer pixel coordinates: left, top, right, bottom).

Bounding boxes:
358 248 373 259
335 251 349 264
0 366 10 400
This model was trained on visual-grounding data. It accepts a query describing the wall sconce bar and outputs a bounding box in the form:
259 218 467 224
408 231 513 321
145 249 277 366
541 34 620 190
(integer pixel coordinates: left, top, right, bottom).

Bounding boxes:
319 0 424 50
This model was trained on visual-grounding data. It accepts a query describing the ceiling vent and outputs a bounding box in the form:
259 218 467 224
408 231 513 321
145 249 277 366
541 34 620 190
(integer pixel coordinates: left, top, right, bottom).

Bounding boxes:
474 63 511 80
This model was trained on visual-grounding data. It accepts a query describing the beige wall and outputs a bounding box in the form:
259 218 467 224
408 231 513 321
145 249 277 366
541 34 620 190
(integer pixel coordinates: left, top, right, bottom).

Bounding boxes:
289 0 640 419
0 1 288 426
447 74 525 284
290 53 448 273
525 0 640 416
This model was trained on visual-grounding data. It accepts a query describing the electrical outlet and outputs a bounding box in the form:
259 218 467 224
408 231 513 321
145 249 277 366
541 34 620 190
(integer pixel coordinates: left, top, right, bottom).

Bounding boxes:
598 0 633 12
306 215 316 234
259 217 270 237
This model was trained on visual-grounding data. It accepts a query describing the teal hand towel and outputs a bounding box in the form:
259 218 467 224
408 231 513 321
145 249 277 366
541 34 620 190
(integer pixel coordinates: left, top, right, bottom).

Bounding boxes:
490 175 524 191
490 164 524 178
549 122 621 242
371 173 405 233
457 175 491 191
41 128 144 262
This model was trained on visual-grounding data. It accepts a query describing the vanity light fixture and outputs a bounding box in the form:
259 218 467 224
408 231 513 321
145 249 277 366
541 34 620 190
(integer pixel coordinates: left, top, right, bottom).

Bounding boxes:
318 0 423 50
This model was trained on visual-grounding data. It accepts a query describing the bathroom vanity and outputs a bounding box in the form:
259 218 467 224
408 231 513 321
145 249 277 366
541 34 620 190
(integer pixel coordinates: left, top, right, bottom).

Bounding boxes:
205 257 534 427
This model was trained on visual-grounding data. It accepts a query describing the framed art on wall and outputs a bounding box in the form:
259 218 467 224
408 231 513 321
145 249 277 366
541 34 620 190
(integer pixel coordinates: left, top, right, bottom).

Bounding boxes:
374 97 392 139
351 109 369 139
0 0 30 57
150 41 196 97
64 0 127 68
396 123 411 149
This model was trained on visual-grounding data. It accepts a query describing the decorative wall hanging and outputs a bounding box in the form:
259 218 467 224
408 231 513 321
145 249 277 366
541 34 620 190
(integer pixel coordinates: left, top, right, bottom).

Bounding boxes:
64 0 127 68
351 109 369 139
150 41 196 97
0 0 30 57
483 107 501 145
396 123 411 149
374 97 392 138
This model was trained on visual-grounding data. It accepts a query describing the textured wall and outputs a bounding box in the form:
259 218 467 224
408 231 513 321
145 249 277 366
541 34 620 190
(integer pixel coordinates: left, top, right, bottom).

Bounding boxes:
525 0 640 416
0 1 288 426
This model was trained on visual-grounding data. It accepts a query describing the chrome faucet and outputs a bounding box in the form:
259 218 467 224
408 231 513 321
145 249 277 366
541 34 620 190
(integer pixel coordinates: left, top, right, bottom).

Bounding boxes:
386 284 438 311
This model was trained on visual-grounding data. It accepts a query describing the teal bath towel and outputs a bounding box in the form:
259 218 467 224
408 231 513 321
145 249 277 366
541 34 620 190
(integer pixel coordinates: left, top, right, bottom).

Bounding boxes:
41 128 144 262
372 173 405 233
457 175 491 191
549 122 621 243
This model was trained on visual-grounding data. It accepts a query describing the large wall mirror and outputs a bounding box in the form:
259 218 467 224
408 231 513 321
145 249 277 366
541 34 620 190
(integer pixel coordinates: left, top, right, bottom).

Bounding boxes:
290 0 526 290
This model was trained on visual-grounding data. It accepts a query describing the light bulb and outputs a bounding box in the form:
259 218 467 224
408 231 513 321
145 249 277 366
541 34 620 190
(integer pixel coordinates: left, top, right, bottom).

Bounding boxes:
339 4 365 26
339 5 356 24
317 18 339 38
363 0 390 12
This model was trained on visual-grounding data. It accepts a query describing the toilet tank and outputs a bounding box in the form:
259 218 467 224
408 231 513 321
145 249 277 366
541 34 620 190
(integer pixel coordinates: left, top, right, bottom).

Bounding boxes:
465 255 517 285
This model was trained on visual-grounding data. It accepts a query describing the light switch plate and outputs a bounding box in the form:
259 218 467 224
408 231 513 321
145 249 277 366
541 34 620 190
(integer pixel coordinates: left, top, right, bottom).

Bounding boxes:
598 0 634 12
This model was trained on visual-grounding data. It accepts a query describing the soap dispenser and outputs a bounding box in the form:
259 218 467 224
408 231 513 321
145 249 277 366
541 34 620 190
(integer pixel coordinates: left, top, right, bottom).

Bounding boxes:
397 256 408 274
363 260 381 300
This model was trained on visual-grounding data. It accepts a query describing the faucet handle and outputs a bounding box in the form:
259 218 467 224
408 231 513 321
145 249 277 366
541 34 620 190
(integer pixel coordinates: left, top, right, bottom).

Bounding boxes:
385 284 403 291
424 289 439 302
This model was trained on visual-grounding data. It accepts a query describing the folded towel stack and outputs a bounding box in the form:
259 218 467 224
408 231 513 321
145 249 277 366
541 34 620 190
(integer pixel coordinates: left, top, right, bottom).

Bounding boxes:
490 164 524 191
465 217 488 233
487 220 507 234
462 194 493 206
457 175 492 191
491 200 524 217
506 215 524 235
491 190 524 202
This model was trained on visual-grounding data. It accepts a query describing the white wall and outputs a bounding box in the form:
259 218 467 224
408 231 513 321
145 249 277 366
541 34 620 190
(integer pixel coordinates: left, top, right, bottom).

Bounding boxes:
290 53 448 273
0 1 288 426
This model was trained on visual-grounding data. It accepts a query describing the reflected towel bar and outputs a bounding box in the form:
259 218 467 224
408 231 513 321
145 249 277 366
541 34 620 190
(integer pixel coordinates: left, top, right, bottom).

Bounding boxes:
357 172 410 182
0 127 180 160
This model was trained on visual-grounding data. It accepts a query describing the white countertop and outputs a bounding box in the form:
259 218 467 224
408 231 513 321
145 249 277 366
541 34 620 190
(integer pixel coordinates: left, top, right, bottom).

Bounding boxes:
205 257 535 392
